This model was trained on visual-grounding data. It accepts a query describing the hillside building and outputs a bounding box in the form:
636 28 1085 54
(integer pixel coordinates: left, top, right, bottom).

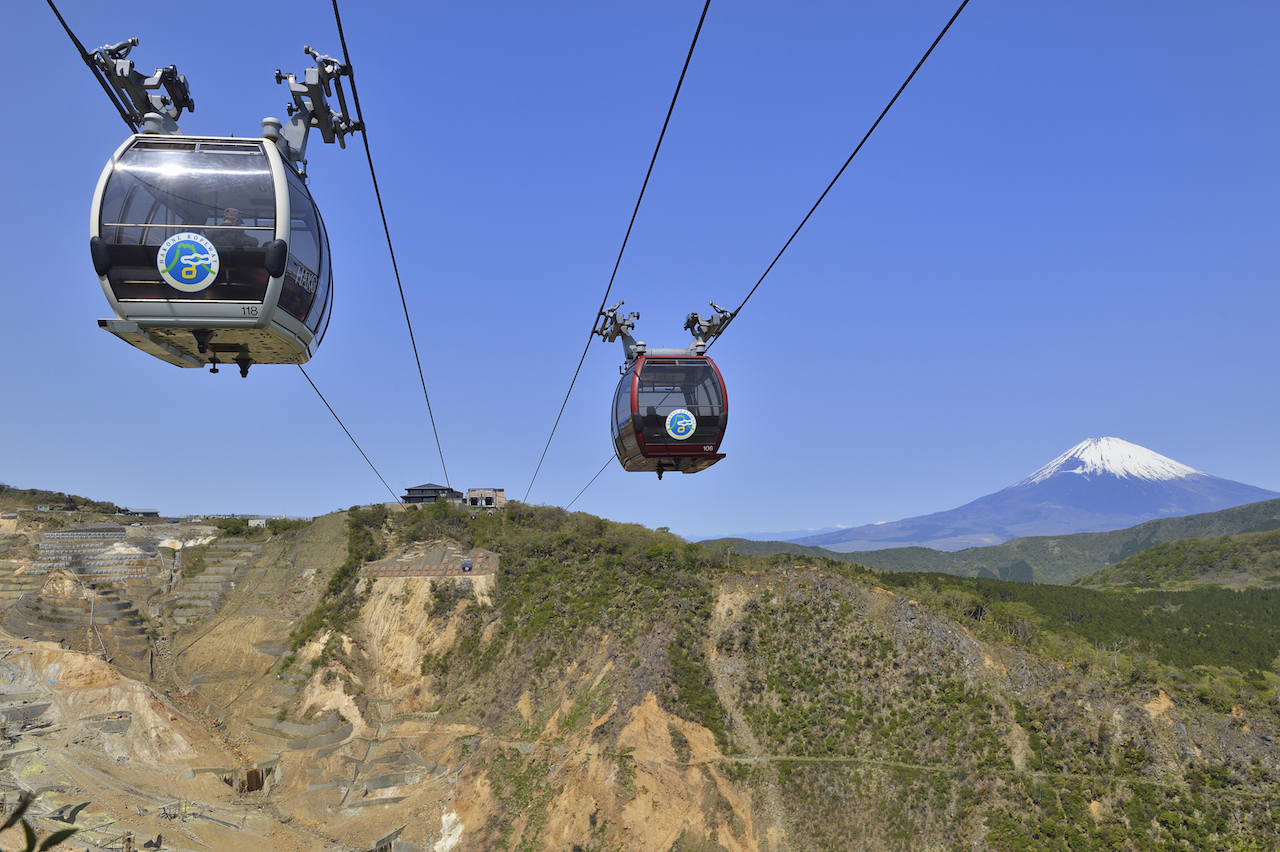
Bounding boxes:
465 488 506 509
403 483 463 505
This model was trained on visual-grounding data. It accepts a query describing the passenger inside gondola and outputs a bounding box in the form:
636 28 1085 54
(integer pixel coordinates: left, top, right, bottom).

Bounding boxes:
97 141 277 301
208 207 260 248
636 362 723 442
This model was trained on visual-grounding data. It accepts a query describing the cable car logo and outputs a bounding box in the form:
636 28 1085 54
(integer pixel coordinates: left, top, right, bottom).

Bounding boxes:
665 408 697 440
157 232 220 292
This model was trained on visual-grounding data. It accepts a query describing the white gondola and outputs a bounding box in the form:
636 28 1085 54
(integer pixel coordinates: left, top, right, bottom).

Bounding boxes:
86 39 356 376
91 127 332 374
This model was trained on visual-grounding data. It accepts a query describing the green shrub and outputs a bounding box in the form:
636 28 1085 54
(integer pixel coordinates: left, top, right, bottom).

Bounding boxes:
268 518 311 536
214 517 249 537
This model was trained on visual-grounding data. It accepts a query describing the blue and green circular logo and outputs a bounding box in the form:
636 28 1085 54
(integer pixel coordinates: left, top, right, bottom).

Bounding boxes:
665 408 697 440
157 232 220 292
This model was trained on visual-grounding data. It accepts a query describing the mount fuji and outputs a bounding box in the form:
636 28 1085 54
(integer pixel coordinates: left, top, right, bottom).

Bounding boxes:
790 437 1280 553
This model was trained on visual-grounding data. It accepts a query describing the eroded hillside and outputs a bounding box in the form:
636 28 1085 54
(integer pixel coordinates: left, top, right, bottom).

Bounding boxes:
0 501 1275 851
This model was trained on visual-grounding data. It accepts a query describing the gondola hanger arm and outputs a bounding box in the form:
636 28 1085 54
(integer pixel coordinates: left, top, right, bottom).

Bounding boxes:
272 46 363 171
90 37 193 135
594 301 645 365
684 301 734 353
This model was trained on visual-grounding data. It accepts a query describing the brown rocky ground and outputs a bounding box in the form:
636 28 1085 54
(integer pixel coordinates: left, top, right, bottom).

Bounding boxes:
0 520 764 851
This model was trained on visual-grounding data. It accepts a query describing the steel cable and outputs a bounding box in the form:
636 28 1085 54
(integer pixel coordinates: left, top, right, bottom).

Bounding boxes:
524 0 713 503
709 0 971 348
45 0 141 132
299 366 401 504
565 455 615 511
331 0 452 489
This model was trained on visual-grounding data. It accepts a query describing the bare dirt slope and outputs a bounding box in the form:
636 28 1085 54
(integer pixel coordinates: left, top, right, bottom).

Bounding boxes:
0 637 334 852
170 511 350 733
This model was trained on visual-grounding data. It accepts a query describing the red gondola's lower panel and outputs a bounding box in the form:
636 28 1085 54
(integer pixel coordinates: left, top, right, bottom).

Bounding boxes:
619 453 726 475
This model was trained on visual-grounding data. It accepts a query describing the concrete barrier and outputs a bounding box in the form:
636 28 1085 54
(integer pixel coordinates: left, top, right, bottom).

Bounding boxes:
0 702 51 722
248 717 353 751
359 771 426 792
248 712 340 739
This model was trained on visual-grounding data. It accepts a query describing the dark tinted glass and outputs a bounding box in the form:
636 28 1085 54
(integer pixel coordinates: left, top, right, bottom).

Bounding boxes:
278 173 324 322
635 359 725 447
636 361 723 416
613 368 635 437
98 140 274 302
303 202 332 334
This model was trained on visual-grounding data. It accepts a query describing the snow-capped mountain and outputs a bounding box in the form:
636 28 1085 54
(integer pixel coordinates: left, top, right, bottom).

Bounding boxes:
790 438 1280 552
1016 437 1202 486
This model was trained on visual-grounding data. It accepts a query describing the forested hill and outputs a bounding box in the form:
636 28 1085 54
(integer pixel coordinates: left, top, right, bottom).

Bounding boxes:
0 482 117 514
702 497 1280 584
1075 528 1280 591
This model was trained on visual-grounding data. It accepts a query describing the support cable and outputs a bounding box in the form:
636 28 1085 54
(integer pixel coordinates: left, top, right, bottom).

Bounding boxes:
709 0 970 348
330 0 451 488
560 2 969 504
45 0 140 132
525 0 713 502
565 455 614 511
299 366 401 504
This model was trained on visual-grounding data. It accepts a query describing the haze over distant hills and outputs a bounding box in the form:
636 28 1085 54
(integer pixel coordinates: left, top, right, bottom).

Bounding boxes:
701 497 1280 585
772 438 1280 553
686 526 850 543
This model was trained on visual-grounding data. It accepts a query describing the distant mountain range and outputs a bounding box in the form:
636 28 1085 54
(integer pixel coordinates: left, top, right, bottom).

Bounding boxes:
784 437 1279 552
703 496 1280 585
687 526 850 543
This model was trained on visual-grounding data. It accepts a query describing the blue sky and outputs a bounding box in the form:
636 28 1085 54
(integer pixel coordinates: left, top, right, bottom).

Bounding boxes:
4 1 1278 540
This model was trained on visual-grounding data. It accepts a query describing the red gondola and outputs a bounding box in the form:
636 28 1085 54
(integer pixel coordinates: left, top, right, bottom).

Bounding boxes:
611 354 727 476
596 302 733 478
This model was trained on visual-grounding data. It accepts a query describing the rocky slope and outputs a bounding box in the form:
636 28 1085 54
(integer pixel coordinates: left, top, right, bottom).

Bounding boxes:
0 502 1275 851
